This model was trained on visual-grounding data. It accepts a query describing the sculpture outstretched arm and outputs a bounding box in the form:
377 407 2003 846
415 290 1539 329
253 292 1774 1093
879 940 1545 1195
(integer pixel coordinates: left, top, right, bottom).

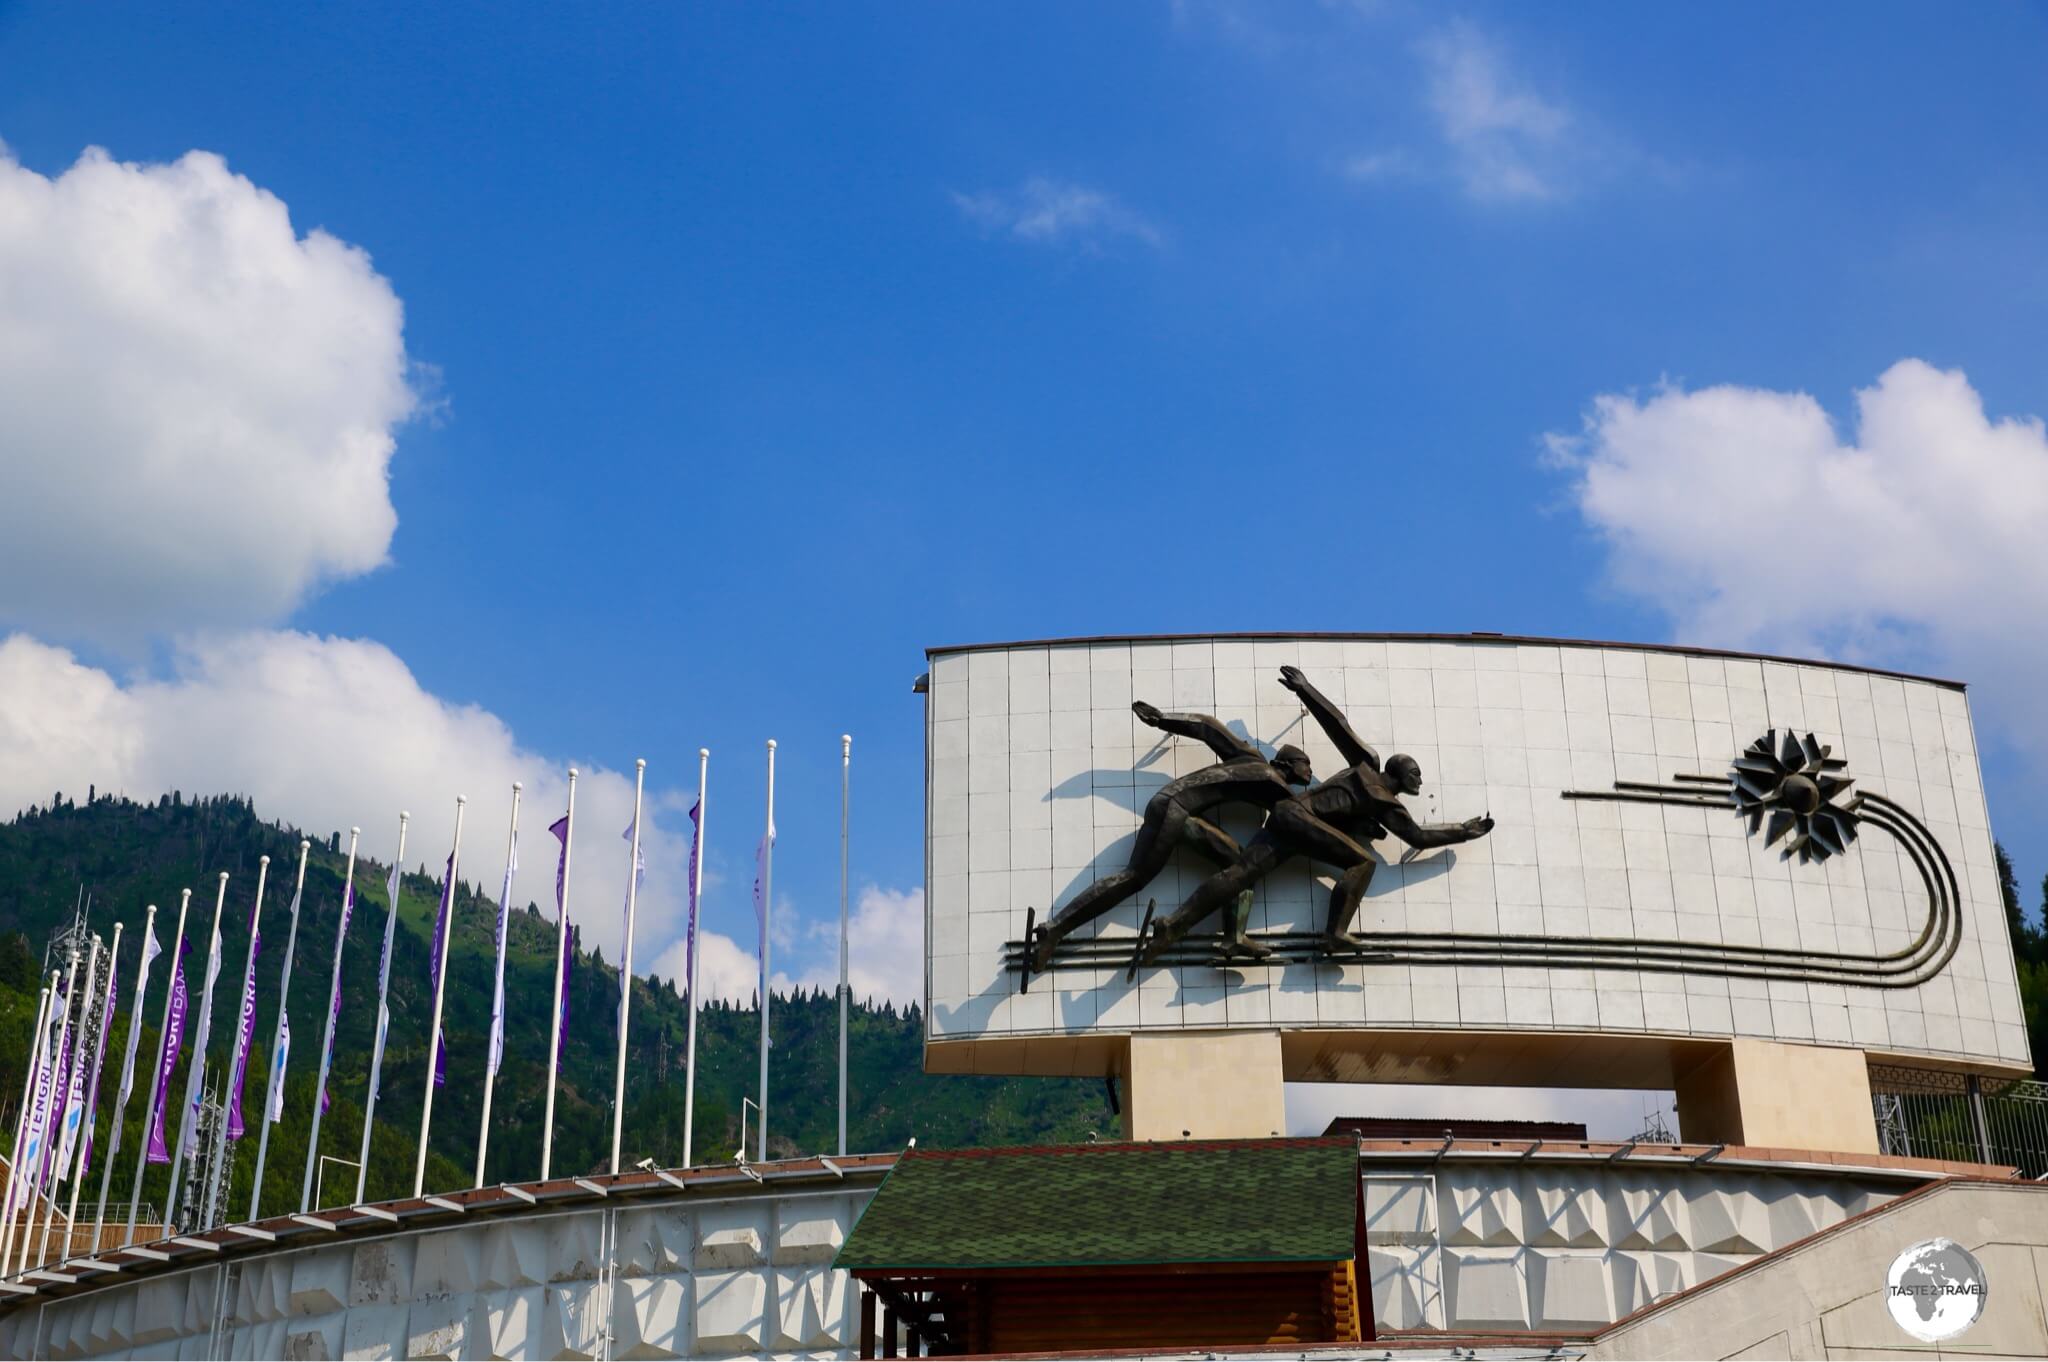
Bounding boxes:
1380 804 1494 851
1278 666 1378 770
1132 701 1259 763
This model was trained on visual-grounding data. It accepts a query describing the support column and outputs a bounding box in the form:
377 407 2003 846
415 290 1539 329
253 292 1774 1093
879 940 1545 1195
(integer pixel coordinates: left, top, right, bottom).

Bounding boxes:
1123 1030 1286 1142
1675 1038 1879 1154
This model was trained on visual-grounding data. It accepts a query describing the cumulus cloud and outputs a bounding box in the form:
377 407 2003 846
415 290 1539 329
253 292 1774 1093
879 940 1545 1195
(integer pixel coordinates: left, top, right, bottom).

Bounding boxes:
0 629 749 979
1550 359 2048 749
951 178 1163 251
1417 22 1574 202
0 146 418 643
772 886 924 1009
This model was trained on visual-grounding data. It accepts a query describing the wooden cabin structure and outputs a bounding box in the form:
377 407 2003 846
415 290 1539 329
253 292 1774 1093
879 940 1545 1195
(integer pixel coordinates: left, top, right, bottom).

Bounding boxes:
834 1137 1368 1356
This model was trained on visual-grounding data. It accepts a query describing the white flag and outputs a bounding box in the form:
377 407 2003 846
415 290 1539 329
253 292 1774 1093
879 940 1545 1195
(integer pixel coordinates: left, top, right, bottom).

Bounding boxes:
116 924 164 1107
268 1010 290 1124
180 905 227 1150
487 827 518 1078
20 1017 56 1182
619 817 645 1004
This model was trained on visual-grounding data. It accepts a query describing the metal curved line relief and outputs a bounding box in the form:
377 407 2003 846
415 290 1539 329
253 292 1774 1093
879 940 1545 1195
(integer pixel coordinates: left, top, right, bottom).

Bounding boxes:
1005 732 1960 991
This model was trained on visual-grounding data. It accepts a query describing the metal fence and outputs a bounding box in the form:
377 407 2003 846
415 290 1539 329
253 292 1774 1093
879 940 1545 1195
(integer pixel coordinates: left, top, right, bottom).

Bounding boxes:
1870 1065 2048 1178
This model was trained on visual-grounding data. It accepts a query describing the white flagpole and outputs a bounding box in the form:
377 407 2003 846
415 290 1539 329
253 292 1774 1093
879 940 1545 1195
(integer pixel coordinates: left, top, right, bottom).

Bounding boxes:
92 903 156 1254
163 874 227 1233
356 813 409 1207
40 932 101 1266
249 840 309 1222
839 733 851 1159
610 761 646 1175
302 829 359 1213
128 890 191 1245
61 922 120 1261
541 770 577 1183
415 797 465 1198
476 783 521 1188
0 983 53 1274
12 973 61 1273
759 739 775 1164
682 748 708 1169
30 938 88 1271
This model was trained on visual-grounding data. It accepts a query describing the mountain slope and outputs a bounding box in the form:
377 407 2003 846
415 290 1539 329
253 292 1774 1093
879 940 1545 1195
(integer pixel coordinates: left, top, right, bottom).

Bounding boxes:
0 792 1107 1222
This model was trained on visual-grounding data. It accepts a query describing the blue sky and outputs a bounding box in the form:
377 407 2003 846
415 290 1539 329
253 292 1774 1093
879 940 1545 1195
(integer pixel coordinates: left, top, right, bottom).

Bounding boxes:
2 3 2046 1124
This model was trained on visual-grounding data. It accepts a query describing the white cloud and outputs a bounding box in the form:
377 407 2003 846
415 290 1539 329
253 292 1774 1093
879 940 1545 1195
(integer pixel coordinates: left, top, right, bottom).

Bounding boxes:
774 885 924 1009
0 629 747 979
0 146 418 644
1342 150 1415 183
647 929 762 1009
1417 22 1573 202
1550 359 2048 751
951 178 1163 251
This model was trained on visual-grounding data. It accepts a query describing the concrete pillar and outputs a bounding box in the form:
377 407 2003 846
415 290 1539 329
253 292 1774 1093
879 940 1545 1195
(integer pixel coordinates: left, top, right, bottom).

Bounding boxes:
1123 1030 1287 1141
1675 1038 1879 1154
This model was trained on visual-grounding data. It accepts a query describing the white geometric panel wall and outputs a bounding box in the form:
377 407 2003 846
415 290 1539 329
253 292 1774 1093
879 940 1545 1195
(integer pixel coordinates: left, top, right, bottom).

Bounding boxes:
8 1189 872 1361
924 635 2031 1072
1357 1158 1902 1334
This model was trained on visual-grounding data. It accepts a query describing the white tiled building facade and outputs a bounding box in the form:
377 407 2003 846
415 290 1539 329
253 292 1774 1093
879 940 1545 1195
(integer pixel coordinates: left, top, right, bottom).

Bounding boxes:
923 635 2031 1072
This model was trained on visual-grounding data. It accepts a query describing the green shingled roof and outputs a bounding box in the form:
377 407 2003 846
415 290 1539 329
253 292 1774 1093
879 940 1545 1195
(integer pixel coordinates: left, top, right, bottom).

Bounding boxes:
835 1138 1358 1272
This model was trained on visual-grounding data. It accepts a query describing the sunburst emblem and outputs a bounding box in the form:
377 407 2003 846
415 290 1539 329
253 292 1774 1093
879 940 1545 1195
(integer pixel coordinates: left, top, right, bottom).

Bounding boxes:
1732 729 1859 863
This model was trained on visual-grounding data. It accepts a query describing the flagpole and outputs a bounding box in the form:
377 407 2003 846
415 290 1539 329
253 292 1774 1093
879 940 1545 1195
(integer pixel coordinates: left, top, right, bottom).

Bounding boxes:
163 874 228 1234
415 797 465 1198
0 983 52 1274
477 783 521 1188
92 903 156 1254
302 830 359 1213
128 890 190 1245
61 922 120 1261
759 739 775 1164
30 937 88 1271
356 813 409 1207
43 929 104 1263
611 761 646 1175
541 770 577 1183
249 840 309 1222
682 748 708 1169
10 973 60 1275
839 734 852 1158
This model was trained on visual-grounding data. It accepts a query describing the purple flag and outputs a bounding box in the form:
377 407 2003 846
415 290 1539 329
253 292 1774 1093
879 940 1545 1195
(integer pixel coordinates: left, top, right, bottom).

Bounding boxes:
41 1016 76 1187
225 904 264 1140
550 815 572 1049
146 941 190 1164
320 885 353 1115
429 852 453 1087
684 797 702 998
76 960 119 1177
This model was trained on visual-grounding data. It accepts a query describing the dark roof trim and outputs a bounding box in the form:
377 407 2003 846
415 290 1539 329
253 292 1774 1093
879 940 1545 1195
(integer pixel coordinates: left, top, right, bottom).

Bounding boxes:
901 1136 1354 1162
923 632 1966 691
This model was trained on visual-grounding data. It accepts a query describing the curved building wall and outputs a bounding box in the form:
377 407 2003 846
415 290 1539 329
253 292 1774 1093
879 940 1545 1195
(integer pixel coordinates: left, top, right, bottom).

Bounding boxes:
922 635 2031 1078
0 1178 878 1361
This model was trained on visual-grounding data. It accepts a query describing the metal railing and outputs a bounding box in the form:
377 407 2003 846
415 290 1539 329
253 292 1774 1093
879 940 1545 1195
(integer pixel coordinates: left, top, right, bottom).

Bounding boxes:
1870 1065 2048 1178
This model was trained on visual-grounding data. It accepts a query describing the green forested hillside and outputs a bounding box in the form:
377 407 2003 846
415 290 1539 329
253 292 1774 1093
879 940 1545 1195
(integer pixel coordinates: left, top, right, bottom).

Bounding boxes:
0 792 1107 1225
